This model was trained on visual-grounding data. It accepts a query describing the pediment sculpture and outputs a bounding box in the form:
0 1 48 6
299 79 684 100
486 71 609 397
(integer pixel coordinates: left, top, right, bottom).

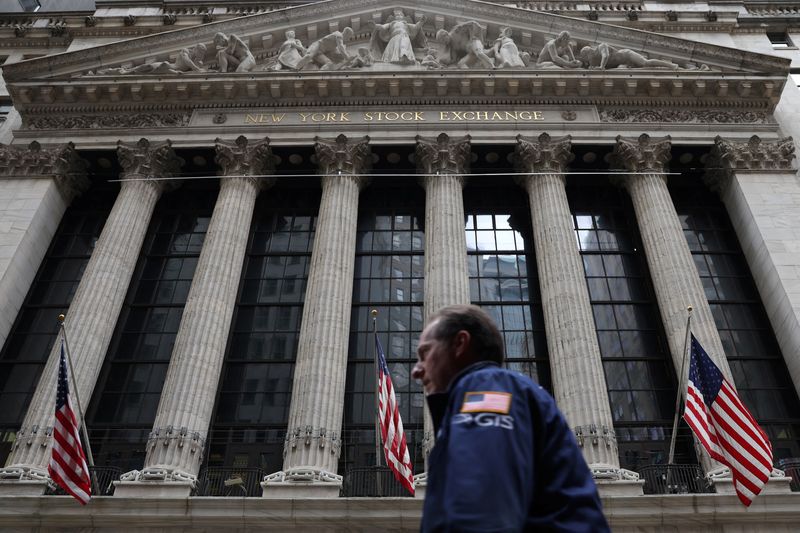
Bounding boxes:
86 9 710 77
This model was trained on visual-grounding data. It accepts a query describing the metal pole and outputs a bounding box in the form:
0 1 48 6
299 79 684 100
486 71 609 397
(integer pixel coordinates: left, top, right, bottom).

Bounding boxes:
371 309 383 496
57 314 98 494
665 306 693 492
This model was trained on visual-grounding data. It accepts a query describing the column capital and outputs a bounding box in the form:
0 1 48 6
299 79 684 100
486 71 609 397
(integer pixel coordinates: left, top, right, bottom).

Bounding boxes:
116 138 184 188
514 133 573 174
415 133 471 175
712 135 795 172
215 135 277 182
314 134 371 176
612 134 672 173
0 141 89 202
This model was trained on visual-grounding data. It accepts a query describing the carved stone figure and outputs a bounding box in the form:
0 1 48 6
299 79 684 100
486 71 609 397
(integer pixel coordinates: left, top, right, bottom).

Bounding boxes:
536 31 581 69
343 47 373 69
491 27 528 68
214 32 256 73
96 44 206 75
272 30 307 71
368 9 426 65
436 20 494 69
578 43 679 70
296 27 355 71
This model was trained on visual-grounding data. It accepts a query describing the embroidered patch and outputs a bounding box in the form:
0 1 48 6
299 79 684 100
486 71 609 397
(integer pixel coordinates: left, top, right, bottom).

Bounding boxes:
460 391 512 414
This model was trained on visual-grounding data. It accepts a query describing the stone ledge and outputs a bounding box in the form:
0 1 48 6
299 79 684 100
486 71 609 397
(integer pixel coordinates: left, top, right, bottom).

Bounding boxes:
112 480 193 498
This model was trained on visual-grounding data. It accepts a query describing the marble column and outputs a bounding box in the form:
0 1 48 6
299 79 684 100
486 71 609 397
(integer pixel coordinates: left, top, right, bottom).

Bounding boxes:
263 134 370 498
0 141 88 349
115 137 276 498
515 134 634 486
613 134 730 475
415 133 472 467
0 139 182 495
710 136 800 403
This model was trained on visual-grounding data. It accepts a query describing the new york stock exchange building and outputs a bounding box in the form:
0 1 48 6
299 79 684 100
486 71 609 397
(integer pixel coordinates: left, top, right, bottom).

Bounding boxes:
1 0 800 530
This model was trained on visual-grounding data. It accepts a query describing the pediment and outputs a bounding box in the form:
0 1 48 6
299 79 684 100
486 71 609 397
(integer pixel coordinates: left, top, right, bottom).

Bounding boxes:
0 0 790 113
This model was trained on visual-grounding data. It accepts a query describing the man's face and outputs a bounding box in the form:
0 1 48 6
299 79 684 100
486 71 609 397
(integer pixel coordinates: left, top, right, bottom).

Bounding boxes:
412 319 461 395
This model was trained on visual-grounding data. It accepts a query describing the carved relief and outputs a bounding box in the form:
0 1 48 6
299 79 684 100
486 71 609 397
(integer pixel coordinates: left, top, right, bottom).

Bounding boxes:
368 9 427 65
270 30 307 71
415 133 472 174
213 32 255 73
514 133 574 173
96 44 206 75
578 43 680 70
612 134 672 173
313 133 371 175
214 135 277 179
536 31 581 69
25 113 190 130
436 21 494 69
491 27 529 68
296 27 355 71
117 138 183 180
712 135 796 172
599 109 770 124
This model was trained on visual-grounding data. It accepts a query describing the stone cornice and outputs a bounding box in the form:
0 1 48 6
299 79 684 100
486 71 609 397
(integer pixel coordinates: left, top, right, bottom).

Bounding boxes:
612 133 672 173
514 133 573 174
415 132 471 175
712 134 796 172
313 133 371 176
1 0 789 85
214 135 276 178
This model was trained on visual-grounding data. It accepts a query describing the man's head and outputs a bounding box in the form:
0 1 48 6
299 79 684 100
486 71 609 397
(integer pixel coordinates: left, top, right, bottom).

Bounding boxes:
412 305 504 395
213 32 228 49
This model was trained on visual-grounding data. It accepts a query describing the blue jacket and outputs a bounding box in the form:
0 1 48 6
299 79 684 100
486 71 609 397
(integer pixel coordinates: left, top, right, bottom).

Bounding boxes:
421 362 610 532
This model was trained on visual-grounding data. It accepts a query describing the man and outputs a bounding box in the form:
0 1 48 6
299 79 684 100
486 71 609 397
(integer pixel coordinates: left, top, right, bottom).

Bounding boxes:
214 32 256 73
578 42 679 70
295 27 355 71
536 31 582 68
412 305 609 532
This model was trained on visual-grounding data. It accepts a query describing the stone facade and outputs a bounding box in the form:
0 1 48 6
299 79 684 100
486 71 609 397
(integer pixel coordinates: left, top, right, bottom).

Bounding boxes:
1 0 799 530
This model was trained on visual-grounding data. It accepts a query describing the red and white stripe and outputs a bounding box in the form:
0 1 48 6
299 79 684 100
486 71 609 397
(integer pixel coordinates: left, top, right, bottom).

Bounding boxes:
49 395 91 504
378 368 415 495
684 378 772 506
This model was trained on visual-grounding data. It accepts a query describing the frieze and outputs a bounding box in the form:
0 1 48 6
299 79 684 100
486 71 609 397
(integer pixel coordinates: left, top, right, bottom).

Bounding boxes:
599 109 771 124
24 113 191 130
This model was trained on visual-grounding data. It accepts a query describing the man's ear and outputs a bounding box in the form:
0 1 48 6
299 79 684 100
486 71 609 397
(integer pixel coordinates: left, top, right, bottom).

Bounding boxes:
452 330 471 361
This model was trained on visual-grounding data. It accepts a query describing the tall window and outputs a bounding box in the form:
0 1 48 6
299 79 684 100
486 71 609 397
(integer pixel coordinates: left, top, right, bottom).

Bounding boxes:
464 182 550 390
206 186 319 474
87 184 216 471
569 181 693 471
0 182 114 466
673 181 800 460
342 184 425 474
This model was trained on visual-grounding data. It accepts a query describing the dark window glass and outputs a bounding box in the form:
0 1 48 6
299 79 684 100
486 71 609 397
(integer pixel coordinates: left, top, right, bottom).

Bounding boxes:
0 182 114 466
673 181 800 461
341 185 425 475
87 184 216 472
206 186 318 474
570 182 694 472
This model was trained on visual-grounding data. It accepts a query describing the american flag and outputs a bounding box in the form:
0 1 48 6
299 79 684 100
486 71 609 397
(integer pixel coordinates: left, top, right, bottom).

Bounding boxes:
683 335 773 506
375 334 414 495
48 340 91 505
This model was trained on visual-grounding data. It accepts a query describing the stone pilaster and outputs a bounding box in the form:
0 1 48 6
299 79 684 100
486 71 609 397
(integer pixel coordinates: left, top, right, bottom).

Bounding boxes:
263 134 370 498
613 134 730 473
414 133 472 461
710 135 800 403
115 137 275 497
0 139 181 494
515 134 634 485
0 142 89 349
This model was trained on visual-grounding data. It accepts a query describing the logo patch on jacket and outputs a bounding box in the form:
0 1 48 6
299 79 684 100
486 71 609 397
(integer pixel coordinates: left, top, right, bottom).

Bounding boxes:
460 391 512 414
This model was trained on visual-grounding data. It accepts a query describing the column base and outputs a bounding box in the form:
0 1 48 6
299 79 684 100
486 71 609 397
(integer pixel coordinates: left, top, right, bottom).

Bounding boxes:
712 475 793 495
0 480 48 496
412 472 427 500
261 467 342 498
591 465 644 496
113 480 193 498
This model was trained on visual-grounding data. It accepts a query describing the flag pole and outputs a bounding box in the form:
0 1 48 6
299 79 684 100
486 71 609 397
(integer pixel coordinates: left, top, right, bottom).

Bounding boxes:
667 305 693 466
57 314 97 484
371 309 383 496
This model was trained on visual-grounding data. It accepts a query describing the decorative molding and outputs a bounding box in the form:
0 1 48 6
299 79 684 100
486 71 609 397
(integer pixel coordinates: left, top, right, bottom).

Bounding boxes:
415 132 472 175
599 108 771 124
117 138 184 180
514 133 573 173
313 133 371 176
283 426 342 458
24 113 191 130
0 141 89 201
612 133 672 173
712 135 796 172
214 135 277 180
